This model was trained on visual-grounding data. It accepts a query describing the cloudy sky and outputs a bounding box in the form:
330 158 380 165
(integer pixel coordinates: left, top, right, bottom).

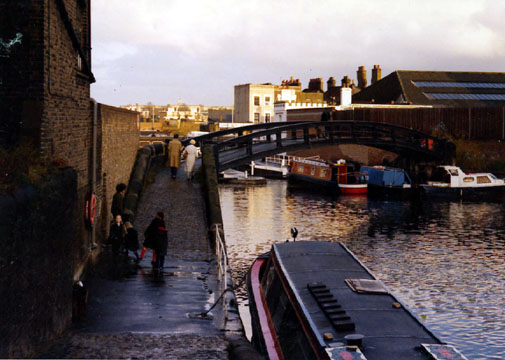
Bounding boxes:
90 0 505 107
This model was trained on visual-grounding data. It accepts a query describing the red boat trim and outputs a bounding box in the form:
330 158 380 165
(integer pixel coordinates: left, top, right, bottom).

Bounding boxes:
338 183 368 195
250 258 284 360
270 248 328 360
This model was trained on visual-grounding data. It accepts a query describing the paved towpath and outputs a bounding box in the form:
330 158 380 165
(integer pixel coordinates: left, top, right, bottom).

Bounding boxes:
41 164 231 359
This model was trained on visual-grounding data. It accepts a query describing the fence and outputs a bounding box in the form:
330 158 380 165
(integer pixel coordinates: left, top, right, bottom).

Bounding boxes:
214 223 229 320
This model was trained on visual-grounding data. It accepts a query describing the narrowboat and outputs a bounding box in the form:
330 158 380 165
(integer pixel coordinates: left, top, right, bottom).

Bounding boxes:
421 165 505 199
360 165 413 198
289 159 367 195
247 241 467 360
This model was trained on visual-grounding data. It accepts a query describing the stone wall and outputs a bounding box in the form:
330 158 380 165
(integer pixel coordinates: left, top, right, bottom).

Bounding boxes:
99 104 139 234
0 169 78 358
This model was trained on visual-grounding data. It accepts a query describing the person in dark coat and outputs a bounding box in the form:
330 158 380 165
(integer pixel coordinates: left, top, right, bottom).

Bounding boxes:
124 221 140 262
108 214 125 255
111 183 127 218
144 212 168 272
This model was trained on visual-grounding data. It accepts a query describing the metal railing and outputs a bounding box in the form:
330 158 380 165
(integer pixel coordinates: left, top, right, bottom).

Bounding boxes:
264 154 320 167
214 223 229 320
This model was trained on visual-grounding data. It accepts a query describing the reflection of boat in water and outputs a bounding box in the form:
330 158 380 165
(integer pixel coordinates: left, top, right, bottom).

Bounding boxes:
289 159 367 195
247 241 467 360
421 166 505 199
361 166 413 199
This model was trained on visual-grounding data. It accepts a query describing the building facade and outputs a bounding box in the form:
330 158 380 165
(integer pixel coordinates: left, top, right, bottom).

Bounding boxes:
233 79 326 123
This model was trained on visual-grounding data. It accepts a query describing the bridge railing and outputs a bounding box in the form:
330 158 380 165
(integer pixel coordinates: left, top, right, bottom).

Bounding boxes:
212 121 451 171
182 121 308 146
215 121 439 151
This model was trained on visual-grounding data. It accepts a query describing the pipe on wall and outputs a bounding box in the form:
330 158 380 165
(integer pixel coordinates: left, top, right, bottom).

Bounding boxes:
90 98 97 249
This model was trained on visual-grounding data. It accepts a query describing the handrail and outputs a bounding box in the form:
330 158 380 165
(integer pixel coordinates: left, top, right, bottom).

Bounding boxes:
214 223 229 320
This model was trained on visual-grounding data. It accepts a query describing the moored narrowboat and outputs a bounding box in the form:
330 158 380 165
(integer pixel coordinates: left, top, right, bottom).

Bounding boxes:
247 241 467 360
421 165 505 199
360 165 413 199
289 159 367 195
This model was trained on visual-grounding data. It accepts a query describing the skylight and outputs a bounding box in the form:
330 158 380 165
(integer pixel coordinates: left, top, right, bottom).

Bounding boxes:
425 93 505 100
413 81 505 89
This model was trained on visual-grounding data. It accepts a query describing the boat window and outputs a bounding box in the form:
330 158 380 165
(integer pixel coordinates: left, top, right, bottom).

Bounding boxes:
489 174 498 180
297 165 304 174
261 262 317 359
311 167 316 176
321 169 327 177
463 177 474 183
477 176 491 184
448 168 459 176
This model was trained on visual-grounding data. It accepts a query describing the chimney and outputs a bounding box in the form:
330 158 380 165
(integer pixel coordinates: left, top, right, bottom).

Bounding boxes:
371 65 382 85
327 77 336 89
357 66 367 89
341 75 352 88
340 86 352 106
308 78 324 92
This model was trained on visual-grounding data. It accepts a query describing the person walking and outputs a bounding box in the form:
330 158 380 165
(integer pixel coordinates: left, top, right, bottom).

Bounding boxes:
108 214 125 255
111 183 127 218
124 221 140 262
144 212 168 272
167 134 183 179
182 139 200 180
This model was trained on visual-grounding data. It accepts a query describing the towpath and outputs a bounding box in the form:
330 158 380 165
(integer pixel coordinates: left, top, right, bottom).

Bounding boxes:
40 165 231 359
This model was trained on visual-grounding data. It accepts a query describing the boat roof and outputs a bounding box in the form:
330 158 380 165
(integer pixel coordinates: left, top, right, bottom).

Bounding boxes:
272 241 445 360
293 159 332 168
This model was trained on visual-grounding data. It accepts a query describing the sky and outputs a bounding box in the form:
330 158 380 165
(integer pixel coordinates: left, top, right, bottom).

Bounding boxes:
90 0 505 107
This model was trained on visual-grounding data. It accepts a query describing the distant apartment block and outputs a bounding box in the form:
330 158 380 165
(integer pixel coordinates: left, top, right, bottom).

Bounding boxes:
233 77 325 124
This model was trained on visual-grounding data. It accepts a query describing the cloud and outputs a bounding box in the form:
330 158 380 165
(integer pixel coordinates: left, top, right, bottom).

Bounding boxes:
91 0 505 105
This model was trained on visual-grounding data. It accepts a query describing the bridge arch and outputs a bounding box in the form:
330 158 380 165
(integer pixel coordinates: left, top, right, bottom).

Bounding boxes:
188 121 454 172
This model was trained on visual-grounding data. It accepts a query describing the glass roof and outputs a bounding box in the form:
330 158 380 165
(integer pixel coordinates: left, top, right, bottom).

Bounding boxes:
413 81 505 89
425 93 505 101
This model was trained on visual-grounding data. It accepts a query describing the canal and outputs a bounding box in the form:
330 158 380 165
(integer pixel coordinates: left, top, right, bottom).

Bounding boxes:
220 179 505 360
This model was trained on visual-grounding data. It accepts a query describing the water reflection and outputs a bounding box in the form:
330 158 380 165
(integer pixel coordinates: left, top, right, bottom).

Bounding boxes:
220 180 505 360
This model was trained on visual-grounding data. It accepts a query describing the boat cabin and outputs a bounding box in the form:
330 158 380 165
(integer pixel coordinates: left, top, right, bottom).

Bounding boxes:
428 166 504 188
290 159 362 185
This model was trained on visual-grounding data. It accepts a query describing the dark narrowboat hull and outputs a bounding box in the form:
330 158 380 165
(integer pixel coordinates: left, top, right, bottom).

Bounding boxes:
288 172 338 190
247 241 467 360
367 184 418 200
421 184 505 200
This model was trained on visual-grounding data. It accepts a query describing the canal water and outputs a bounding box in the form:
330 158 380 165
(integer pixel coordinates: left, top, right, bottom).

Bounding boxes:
220 179 505 360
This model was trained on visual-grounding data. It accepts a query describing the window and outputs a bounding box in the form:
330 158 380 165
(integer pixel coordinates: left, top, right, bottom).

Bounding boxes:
254 96 260 106
265 113 271 123
254 113 260 123
77 53 83 71
310 167 316 175
321 169 327 177
297 165 304 173
265 96 271 105
463 177 474 183
477 176 491 184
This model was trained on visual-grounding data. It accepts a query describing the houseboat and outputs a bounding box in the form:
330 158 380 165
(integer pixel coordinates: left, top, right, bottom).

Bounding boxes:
360 165 413 198
289 159 367 195
247 241 467 360
421 165 505 199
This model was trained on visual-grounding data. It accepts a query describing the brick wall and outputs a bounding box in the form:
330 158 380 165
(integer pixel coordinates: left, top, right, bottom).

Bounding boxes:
1 2 139 355
99 104 139 233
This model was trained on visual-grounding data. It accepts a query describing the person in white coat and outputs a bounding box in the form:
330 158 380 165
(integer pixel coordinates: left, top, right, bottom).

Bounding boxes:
182 139 200 180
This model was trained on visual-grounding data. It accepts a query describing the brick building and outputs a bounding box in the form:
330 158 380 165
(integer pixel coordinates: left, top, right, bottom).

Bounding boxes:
1 1 140 355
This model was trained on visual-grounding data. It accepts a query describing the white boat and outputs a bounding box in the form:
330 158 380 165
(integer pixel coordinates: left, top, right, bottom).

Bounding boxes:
421 165 505 199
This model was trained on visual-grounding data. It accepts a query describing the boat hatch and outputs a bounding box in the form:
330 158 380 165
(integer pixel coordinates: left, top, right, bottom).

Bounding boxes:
421 344 469 360
326 345 367 360
345 279 389 295
308 283 356 332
